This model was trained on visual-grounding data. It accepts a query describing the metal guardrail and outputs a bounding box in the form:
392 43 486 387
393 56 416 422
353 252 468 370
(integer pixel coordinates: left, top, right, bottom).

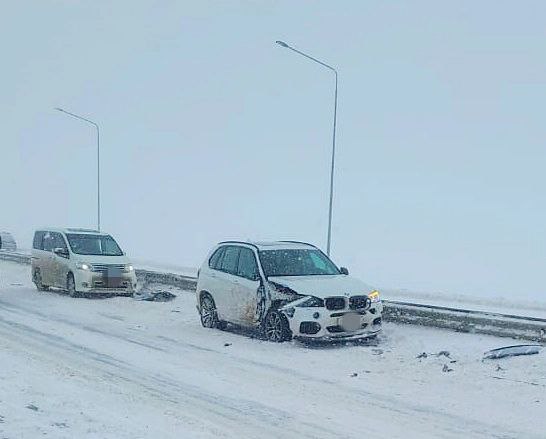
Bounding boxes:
382 300 546 342
0 251 31 264
2 251 545 342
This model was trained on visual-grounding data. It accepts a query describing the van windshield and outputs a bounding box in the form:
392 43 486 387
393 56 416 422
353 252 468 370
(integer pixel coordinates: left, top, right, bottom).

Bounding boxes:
66 234 124 256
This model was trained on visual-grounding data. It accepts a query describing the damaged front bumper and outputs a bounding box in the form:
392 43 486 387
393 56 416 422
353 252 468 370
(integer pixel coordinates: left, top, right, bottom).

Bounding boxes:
282 302 383 341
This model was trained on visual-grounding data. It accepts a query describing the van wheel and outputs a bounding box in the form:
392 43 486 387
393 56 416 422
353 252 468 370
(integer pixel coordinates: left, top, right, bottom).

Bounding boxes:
33 269 49 291
263 310 292 343
200 293 220 329
67 273 78 298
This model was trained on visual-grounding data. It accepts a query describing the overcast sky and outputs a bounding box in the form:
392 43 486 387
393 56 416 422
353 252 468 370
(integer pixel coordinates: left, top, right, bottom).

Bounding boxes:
1 1 545 300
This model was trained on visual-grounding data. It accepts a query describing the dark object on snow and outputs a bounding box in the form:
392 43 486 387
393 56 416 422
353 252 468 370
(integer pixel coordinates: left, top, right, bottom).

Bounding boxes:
483 344 543 360
26 404 39 411
416 352 428 359
436 350 450 358
442 364 453 373
134 290 177 302
350 372 358 377
224 343 232 347
0 231 17 251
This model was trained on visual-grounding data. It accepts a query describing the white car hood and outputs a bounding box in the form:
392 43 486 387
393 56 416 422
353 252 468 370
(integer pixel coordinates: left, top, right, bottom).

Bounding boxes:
268 275 374 299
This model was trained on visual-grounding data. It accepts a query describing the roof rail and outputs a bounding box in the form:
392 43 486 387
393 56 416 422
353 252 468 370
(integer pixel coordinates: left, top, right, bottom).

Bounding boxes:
66 228 101 233
277 240 319 249
217 240 260 251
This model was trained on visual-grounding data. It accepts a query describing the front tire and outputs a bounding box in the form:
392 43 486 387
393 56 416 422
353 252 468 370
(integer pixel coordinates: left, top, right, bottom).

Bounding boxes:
67 273 78 298
33 269 49 291
199 293 220 329
263 310 292 343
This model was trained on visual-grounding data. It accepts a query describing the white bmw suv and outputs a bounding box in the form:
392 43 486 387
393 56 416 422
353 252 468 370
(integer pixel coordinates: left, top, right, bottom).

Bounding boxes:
196 241 383 342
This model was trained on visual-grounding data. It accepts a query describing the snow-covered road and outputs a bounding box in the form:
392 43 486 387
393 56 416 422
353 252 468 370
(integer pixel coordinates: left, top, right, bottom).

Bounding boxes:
0 260 544 438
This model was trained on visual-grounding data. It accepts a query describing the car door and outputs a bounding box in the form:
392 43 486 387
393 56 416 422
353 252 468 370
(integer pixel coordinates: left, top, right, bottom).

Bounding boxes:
40 232 55 285
203 246 227 318
214 246 241 322
31 230 46 275
232 247 261 327
51 232 69 288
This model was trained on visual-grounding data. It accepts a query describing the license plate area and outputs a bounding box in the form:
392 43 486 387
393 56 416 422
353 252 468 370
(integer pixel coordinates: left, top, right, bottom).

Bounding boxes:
339 312 362 332
105 267 122 288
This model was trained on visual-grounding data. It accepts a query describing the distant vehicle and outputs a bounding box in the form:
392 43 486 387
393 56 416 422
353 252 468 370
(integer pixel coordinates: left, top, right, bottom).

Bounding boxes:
196 241 383 342
31 228 137 297
0 231 17 251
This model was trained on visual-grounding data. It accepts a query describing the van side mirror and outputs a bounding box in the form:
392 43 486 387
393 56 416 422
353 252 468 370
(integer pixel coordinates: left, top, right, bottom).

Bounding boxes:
340 267 349 275
54 247 69 258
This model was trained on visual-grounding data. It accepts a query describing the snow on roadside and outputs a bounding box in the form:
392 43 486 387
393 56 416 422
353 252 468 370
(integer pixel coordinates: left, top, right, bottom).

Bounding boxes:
0 259 545 438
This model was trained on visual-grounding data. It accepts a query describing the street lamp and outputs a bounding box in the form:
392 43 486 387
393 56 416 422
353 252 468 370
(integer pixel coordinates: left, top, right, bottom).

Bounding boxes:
275 40 338 256
55 107 101 231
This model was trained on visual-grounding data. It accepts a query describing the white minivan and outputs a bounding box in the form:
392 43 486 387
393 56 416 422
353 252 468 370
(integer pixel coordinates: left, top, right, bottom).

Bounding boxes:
31 228 137 297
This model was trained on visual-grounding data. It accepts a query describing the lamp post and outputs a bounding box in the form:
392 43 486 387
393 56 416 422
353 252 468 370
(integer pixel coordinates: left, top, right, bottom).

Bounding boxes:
55 107 101 231
275 40 338 256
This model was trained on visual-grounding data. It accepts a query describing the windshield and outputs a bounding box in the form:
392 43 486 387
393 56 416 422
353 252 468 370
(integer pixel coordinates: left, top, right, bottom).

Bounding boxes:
259 249 340 277
66 233 124 256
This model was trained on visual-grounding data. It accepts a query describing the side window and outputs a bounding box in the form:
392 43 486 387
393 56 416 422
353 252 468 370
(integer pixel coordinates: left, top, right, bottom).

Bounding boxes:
42 232 55 252
237 248 259 280
309 251 327 272
33 231 45 250
52 233 68 251
220 246 240 275
209 247 225 270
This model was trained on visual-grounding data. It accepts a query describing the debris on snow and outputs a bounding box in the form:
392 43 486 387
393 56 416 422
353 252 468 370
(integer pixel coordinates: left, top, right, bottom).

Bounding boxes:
224 343 232 347
350 372 358 377
417 351 452 360
442 364 453 373
134 290 177 302
26 404 39 411
483 344 543 360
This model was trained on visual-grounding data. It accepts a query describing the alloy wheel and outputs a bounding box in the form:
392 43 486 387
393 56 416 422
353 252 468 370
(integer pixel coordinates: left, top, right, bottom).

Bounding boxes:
200 295 218 328
265 311 284 342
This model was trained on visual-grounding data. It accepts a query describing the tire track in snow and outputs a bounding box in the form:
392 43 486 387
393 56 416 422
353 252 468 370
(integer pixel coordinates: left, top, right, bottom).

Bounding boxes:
0 294 534 439
0 307 343 439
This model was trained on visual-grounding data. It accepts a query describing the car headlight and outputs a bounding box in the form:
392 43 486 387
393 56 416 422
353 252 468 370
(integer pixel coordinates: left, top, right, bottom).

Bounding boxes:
77 262 92 271
125 264 134 273
368 290 381 303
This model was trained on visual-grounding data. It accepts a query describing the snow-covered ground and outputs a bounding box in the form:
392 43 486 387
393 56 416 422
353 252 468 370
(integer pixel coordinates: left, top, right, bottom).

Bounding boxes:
0 260 544 438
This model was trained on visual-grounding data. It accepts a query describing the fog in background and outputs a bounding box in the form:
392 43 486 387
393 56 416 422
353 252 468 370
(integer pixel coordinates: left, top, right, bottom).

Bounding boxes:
1 1 545 300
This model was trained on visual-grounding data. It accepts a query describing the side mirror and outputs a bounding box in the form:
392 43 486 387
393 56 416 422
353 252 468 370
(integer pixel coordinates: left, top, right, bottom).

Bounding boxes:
54 247 69 258
340 267 349 275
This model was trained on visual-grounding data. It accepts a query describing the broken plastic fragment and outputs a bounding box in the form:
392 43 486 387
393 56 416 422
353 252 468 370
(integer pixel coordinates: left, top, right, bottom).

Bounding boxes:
134 290 177 302
483 344 542 360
